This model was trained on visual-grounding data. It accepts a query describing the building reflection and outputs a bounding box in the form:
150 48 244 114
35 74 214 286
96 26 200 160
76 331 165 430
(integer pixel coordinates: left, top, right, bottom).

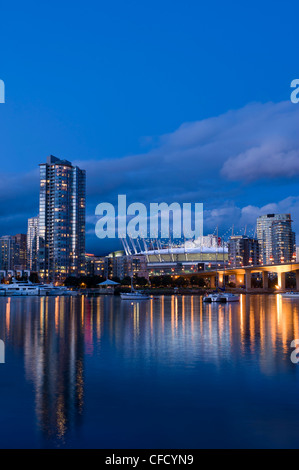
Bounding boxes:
100 294 299 374
0 297 85 443
0 293 298 444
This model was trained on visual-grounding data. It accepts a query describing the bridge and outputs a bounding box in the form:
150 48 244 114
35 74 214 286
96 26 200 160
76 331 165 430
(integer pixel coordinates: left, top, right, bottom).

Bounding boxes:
185 262 299 291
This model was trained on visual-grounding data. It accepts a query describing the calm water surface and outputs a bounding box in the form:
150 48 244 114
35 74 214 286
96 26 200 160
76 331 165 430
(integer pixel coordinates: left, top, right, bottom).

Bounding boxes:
0 294 299 448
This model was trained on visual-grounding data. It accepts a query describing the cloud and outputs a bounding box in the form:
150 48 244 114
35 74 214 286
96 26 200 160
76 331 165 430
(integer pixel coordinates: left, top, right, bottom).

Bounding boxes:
76 101 299 206
222 144 299 181
240 197 299 230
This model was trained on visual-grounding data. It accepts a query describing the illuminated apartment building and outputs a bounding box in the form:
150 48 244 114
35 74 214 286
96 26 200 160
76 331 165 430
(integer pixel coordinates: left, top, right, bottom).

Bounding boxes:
257 213 296 265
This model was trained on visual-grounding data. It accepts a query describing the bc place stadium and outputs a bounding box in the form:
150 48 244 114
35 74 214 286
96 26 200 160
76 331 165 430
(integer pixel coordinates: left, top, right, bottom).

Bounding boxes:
121 234 228 276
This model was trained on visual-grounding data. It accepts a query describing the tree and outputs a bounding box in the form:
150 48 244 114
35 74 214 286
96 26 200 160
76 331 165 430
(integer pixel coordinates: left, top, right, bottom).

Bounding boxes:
197 277 206 287
149 276 162 288
135 276 148 287
174 276 188 288
121 276 132 286
29 272 39 284
190 275 206 287
160 275 172 287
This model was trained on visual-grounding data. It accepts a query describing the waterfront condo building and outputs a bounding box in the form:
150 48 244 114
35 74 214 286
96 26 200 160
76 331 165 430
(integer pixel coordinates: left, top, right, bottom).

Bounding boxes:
0 235 15 272
257 213 296 265
13 233 27 270
38 155 86 281
228 235 259 268
0 234 27 273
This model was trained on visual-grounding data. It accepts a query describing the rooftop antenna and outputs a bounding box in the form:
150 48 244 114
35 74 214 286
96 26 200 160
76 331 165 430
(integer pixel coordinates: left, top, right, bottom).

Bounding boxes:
244 225 247 236
231 224 234 236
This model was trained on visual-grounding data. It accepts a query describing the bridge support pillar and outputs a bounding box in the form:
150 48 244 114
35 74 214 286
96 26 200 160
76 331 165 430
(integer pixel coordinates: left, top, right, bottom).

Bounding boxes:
296 271 299 291
262 272 269 290
218 273 224 288
245 271 251 290
277 272 286 290
210 276 216 288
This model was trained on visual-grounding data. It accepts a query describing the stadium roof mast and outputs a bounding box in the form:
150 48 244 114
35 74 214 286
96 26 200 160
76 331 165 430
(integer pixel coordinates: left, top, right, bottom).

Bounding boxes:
121 238 131 256
136 237 143 253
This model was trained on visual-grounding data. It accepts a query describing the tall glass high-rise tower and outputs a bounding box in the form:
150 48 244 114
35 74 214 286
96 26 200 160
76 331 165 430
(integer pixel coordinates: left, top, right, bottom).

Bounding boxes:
38 156 86 281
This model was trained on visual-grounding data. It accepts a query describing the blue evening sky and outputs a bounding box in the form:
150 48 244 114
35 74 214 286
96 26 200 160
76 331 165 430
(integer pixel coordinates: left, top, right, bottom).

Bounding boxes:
0 0 298 253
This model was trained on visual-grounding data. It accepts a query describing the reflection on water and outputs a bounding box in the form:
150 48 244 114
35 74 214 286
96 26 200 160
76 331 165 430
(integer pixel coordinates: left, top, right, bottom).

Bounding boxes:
1 294 299 448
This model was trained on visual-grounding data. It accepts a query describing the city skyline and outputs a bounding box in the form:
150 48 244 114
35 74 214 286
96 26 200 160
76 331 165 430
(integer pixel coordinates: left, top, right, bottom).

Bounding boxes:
0 172 297 255
1 100 299 255
1 1 299 452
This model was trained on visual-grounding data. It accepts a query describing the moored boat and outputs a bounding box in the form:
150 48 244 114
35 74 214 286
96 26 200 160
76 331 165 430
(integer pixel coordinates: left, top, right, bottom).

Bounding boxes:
0 279 77 297
203 293 224 303
281 292 299 298
0 280 39 296
221 293 240 302
120 276 150 300
203 292 239 303
120 291 150 300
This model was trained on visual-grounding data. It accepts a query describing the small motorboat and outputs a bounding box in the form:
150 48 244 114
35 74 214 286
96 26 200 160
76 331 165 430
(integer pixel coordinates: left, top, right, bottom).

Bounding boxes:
221 293 240 302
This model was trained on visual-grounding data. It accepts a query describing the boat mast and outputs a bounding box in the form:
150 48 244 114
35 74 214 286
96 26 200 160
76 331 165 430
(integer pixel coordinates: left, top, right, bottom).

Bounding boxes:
216 226 218 289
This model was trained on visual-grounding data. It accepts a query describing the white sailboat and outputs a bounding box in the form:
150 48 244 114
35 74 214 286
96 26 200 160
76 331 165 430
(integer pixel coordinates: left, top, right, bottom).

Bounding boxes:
203 292 239 303
120 276 150 300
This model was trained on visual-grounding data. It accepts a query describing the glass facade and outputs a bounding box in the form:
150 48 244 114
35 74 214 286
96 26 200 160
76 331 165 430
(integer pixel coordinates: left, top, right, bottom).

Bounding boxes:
228 235 259 267
271 220 296 264
0 235 15 271
27 216 39 271
13 234 27 270
0 234 27 272
38 155 86 281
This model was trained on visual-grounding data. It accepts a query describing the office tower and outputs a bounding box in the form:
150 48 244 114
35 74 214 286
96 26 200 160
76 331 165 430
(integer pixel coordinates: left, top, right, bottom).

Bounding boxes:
27 216 39 271
13 234 27 270
0 235 15 271
38 155 86 281
228 235 259 268
257 213 296 265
